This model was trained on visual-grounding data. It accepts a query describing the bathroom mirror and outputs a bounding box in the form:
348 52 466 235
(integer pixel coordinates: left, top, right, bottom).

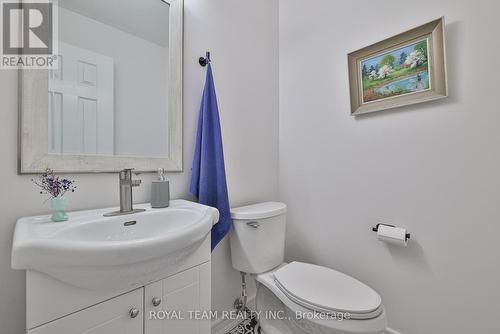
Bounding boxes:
19 0 183 173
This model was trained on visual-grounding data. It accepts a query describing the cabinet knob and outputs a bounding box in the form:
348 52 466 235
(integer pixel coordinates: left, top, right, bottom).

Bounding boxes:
129 308 140 318
152 297 162 307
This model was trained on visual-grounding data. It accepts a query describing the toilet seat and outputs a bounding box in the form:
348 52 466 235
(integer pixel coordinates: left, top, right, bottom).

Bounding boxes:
256 263 388 334
273 262 383 320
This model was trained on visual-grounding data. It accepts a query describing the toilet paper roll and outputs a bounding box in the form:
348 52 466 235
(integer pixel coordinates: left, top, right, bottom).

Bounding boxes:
377 224 408 246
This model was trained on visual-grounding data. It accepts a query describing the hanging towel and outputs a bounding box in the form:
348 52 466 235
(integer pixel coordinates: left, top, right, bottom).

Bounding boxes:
190 63 231 251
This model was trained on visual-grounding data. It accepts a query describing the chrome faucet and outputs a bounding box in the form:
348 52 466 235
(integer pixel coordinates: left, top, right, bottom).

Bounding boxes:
104 169 145 217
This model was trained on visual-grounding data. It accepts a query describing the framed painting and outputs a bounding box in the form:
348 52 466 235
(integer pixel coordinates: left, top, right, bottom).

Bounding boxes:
348 17 447 115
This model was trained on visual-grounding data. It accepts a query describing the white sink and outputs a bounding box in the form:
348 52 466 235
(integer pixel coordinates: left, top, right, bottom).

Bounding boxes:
12 200 219 290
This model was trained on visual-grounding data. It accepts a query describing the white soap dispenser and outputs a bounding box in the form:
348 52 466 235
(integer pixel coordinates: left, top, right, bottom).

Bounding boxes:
151 168 170 208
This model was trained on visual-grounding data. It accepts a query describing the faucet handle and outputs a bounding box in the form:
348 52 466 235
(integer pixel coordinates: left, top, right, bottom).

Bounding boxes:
119 169 141 186
119 168 134 180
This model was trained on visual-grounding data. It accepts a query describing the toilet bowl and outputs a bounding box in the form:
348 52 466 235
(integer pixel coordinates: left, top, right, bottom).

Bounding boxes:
229 202 387 334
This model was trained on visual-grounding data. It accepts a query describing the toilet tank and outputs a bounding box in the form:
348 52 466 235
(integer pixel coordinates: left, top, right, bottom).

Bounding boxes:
229 202 287 274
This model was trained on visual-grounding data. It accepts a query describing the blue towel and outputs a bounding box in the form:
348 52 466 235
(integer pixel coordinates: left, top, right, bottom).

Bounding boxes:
189 63 231 251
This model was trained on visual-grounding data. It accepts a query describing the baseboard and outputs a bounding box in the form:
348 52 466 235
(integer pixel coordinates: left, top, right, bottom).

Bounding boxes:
211 295 256 334
385 328 403 334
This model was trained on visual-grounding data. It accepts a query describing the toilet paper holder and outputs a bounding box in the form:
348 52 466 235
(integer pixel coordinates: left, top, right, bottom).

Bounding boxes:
372 223 411 241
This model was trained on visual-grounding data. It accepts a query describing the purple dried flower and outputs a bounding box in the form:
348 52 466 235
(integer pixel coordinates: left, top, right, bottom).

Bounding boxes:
32 168 77 199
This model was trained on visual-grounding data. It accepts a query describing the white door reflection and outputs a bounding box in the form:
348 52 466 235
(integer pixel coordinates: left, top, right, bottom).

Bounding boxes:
49 42 114 155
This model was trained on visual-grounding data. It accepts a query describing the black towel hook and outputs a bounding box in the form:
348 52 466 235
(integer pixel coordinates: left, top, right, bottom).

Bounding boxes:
199 51 210 67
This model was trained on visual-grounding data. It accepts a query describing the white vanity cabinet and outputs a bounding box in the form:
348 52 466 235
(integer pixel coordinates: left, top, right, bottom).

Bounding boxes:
25 236 212 334
28 261 211 334
30 288 144 334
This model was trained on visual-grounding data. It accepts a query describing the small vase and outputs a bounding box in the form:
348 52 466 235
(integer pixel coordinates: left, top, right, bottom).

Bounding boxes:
51 195 69 222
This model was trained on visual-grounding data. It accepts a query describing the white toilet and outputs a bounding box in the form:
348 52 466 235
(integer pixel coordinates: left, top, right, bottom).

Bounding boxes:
229 202 388 334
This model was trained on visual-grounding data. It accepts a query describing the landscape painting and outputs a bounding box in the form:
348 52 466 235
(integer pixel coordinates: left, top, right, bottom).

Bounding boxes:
348 18 447 115
360 39 430 103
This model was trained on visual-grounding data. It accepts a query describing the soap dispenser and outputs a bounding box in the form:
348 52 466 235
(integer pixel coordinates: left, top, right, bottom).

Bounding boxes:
151 168 170 208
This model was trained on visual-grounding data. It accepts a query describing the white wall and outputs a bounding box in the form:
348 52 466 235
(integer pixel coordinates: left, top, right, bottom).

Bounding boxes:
185 0 279 315
0 0 278 332
279 1 500 333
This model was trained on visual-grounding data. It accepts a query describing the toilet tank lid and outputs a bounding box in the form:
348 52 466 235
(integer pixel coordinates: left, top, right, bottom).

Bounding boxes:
231 202 287 220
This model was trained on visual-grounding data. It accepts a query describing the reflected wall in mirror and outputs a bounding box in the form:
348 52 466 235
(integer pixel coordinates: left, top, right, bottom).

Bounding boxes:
19 0 183 173
53 0 169 157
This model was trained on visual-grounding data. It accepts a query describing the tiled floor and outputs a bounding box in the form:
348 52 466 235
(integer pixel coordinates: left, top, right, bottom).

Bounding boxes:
225 314 260 334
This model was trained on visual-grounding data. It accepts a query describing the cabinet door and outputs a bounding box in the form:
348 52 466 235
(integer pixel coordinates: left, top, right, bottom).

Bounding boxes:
30 288 143 334
145 263 211 334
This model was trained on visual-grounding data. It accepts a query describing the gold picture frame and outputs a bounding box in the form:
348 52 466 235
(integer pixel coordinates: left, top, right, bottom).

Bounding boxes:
348 17 448 116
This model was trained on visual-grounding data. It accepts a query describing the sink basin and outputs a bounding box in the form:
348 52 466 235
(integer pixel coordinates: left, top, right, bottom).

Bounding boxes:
12 200 219 290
